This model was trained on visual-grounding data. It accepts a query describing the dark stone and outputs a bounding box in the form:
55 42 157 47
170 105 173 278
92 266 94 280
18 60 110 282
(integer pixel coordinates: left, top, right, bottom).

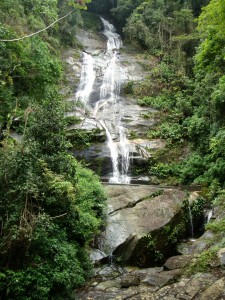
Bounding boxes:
164 255 192 270
142 269 182 287
120 274 140 288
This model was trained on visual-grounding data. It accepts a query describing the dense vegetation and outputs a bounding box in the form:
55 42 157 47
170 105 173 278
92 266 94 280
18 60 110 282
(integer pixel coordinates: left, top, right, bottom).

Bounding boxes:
101 0 225 196
1 0 225 297
88 0 225 227
0 1 106 299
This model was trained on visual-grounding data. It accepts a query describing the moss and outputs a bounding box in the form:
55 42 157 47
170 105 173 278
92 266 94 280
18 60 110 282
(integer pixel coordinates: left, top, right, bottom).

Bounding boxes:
67 128 105 149
64 116 82 126
126 212 187 267
206 218 225 234
186 248 218 275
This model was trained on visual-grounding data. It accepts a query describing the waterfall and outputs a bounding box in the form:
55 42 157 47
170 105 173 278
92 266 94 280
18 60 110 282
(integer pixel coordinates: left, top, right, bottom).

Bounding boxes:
75 17 131 184
119 126 130 184
206 209 213 223
99 120 120 183
188 204 194 238
100 17 123 51
76 52 95 104
98 18 130 183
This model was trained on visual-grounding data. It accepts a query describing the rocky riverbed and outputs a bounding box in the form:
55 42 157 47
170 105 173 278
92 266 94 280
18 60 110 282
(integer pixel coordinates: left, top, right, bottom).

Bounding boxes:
75 258 225 300
74 184 225 299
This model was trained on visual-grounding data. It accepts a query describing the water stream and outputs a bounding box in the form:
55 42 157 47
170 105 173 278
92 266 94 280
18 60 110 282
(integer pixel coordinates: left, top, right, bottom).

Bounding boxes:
188 204 194 238
76 17 131 184
206 209 213 223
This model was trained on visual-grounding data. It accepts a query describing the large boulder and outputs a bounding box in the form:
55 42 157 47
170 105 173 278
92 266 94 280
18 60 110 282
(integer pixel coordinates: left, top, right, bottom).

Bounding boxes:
164 255 192 270
92 184 190 267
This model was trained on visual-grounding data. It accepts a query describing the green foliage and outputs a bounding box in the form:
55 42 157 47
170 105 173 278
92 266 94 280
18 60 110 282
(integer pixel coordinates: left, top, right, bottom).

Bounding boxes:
88 0 114 15
191 197 205 218
196 0 225 75
150 162 181 180
81 11 102 31
121 0 195 58
187 248 218 275
0 220 90 300
212 187 225 205
0 3 107 299
64 115 81 126
0 98 106 298
138 95 174 112
206 217 225 234
111 0 143 28
164 223 185 244
122 81 134 95
67 127 105 149
180 153 206 184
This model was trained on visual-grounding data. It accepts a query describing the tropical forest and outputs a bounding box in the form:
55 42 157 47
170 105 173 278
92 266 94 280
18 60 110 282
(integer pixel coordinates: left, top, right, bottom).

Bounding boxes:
1 0 225 299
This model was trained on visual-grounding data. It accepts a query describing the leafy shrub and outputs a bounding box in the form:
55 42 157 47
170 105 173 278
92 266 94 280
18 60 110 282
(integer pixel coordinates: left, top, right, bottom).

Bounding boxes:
138 94 175 112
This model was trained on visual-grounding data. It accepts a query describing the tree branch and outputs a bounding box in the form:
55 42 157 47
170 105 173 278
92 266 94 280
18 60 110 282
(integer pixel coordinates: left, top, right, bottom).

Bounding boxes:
0 10 74 42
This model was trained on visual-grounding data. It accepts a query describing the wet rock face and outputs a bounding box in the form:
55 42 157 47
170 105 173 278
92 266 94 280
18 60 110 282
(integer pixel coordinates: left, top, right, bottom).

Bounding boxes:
91 184 188 267
72 137 165 177
65 20 164 180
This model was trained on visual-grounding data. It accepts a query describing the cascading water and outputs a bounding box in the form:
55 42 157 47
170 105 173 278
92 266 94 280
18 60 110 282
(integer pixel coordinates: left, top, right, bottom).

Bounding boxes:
188 204 194 238
98 18 130 183
76 52 95 104
99 120 120 183
206 209 213 223
100 17 122 51
76 17 131 184
119 126 130 184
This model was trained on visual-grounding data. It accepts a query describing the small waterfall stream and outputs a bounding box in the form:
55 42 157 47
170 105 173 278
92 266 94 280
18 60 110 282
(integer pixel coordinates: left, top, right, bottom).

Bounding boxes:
206 209 213 223
187 202 194 238
76 17 131 184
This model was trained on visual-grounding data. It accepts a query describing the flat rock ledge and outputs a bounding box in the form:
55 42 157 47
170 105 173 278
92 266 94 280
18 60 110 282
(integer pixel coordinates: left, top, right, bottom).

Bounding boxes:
75 263 224 300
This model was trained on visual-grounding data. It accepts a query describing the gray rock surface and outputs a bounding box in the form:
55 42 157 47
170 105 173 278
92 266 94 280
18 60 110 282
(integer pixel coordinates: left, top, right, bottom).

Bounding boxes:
120 274 140 288
198 277 225 300
75 266 221 300
164 255 192 270
142 269 182 287
217 248 225 266
92 184 187 266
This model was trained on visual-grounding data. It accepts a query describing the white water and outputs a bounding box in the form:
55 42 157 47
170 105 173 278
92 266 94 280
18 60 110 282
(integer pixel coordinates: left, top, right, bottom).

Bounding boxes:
76 17 131 184
119 126 130 184
207 209 213 223
100 17 123 51
100 120 120 182
76 52 95 104
188 205 194 238
98 18 130 183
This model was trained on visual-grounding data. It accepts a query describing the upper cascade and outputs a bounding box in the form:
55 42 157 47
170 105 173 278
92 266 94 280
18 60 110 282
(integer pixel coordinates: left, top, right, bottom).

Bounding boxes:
75 17 131 184
100 17 123 51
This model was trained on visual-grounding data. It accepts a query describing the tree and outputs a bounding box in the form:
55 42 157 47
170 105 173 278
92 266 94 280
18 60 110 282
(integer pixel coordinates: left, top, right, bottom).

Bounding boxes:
0 95 106 299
